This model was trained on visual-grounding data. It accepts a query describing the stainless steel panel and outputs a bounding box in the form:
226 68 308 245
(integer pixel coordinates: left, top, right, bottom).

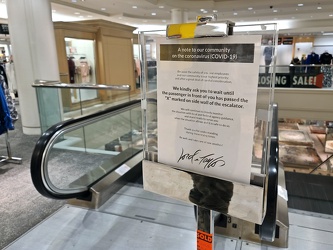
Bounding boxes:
143 160 265 224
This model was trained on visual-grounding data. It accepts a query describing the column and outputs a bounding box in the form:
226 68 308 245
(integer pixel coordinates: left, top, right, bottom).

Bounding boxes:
171 8 188 24
7 0 61 135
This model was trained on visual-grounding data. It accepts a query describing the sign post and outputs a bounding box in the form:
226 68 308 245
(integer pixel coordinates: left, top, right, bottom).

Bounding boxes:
140 20 278 249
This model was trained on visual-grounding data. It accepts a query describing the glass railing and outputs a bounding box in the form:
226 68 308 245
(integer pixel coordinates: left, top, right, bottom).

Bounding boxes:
30 99 146 199
33 80 133 133
277 120 333 176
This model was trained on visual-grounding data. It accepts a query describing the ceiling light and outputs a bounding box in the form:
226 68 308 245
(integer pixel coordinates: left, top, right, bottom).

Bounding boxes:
298 4 304 7
273 10 278 12
132 6 137 9
233 12 238 15
101 8 106 11
151 13 156 16
248 7 253 10
200 9 205 12
213 10 218 13
159 6 164 9
329 14 333 17
317 6 322 10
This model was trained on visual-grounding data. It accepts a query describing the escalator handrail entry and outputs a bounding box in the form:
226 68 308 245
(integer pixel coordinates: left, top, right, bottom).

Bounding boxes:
259 103 279 242
31 99 141 200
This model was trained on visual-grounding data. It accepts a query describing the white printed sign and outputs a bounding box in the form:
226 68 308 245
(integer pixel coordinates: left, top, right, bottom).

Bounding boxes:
157 35 262 184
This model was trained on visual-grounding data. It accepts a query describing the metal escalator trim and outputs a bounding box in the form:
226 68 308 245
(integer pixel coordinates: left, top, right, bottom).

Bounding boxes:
31 99 142 200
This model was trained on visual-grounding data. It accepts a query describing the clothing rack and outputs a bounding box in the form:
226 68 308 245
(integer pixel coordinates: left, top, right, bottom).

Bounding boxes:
0 71 22 165
0 131 22 164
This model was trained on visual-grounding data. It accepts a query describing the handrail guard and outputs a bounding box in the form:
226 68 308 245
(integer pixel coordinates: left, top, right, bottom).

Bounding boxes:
32 79 131 91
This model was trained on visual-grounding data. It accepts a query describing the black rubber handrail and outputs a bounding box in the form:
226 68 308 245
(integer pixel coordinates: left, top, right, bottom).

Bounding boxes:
259 103 279 242
31 99 141 200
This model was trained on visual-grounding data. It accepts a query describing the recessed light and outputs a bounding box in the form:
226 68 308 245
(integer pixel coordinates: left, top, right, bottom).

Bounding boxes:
298 4 303 7
248 7 253 10
317 6 322 10
213 10 218 13
132 6 137 9
200 9 205 12
159 6 164 9
273 10 278 12
330 14 333 17
101 8 106 11
233 12 238 15
151 13 156 16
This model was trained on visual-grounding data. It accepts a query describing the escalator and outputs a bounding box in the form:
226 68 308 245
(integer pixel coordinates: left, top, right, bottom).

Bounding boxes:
7 95 333 249
30 99 145 206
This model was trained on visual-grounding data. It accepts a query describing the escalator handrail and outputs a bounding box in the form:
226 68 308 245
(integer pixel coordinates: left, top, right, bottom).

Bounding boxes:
259 103 279 242
31 99 142 200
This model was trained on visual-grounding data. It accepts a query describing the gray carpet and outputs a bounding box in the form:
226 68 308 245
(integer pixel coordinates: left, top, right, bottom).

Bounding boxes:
0 107 65 249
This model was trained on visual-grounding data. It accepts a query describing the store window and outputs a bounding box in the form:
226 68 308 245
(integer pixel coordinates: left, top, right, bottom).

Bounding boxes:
65 37 97 103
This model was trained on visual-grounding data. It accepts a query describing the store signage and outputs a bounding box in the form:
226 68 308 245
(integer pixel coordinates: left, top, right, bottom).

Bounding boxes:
0 24 9 35
157 35 262 184
258 73 291 87
291 73 323 88
258 73 323 88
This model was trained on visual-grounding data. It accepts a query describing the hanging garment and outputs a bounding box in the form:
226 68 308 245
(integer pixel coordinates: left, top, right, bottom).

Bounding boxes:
68 57 76 83
78 60 90 83
320 52 333 65
306 52 320 74
0 80 14 135
0 64 8 85
0 74 18 122
321 66 333 88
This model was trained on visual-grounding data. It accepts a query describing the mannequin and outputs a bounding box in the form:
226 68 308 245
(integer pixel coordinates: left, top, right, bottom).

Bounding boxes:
263 40 274 73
